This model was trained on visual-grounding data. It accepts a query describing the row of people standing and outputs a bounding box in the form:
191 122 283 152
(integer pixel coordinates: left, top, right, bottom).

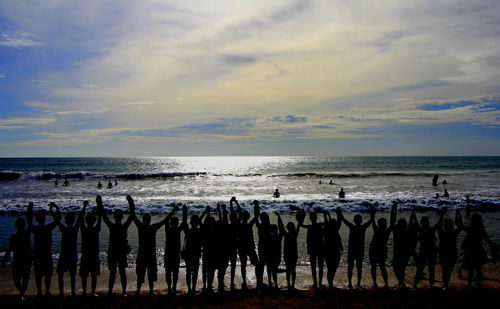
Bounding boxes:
3 196 498 299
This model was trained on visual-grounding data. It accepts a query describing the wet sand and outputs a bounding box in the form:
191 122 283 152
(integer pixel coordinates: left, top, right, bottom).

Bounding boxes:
0 262 499 308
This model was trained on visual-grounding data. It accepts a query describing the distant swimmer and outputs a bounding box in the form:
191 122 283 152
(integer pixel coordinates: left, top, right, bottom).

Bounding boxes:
338 188 345 199
442 180 447 185
329 180 333 185
114 180 118 186
54 179 58 187
435 193 440 199
443 189 450 198
63 179 69 187
319 180 322 184
432 175 439 186
107 181 113 189
97 181 103 189
273 189 280 198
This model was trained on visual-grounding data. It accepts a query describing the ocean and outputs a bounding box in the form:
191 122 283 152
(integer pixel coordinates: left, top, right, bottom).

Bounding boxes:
0 156 499 214
1 156 499 265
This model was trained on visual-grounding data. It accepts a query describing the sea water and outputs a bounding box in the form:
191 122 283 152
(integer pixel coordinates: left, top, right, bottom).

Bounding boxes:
1 156 499 268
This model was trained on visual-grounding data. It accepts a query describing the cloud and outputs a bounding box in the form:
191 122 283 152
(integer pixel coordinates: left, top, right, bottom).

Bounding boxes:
81 83 98 88
0 32 44 48
269 115 308 123
0 73 5 78
0 117 56 130
121 101 156 106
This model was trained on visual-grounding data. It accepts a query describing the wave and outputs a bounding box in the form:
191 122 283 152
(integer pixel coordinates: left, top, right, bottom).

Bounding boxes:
2 169 499 182
1 196 498 214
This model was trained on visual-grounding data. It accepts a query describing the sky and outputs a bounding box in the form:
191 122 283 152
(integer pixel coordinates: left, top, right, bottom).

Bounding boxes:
0 0 499 156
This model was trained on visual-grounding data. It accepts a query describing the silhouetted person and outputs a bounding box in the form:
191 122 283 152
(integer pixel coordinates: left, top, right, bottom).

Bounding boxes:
338 188 345 199
442 180 447 185
301 211 325 288
276 211 303 290
322 209 343 289
235 200 263 289
214 203 232 292
456 211 497 288
228 197 241 289
51 202 86 297
54 179 58 187
127 195 176 295
80 208 102 296
432 174 439 186
115 180 118 186
63 178 69 187
268 222 283 288
27 202 59 296
435 193 440 199
97 181 103 189
165 211 183 294
339 206 374 289
443 189 450 198
437 209 461 290
329 180 333 185
2 216 31 300
181 205 208 294
97 195 133 296
392 211 418 288
413 213 441 288
273 189 280 198
369 203 397 288
201 210 218 293
107 181 113 189
255 201 275 287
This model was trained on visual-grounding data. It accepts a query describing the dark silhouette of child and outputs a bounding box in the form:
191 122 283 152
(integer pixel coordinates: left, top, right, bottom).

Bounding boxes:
201 210 217 293
97 195 133 296
413 214 441 288
181 205 208 294
276 211 303 290
2 216 31 299
80 206 102 296
323 209 343 289
27 202 59 296
369 203 397 288
127 195 176 295
235 200 263 289
51 202 86 297
301 211 325 288
165 210 183 295
392 211 418 288
338 188 345 199
456 211 498 288
339 206 374 289
437 209 461 290
268 222 283 288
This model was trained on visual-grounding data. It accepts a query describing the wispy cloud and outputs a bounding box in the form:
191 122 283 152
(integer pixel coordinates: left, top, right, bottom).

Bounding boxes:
0 32 44 48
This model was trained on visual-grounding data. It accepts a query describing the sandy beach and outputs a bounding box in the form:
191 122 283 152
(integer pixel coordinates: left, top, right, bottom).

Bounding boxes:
0 262 499 308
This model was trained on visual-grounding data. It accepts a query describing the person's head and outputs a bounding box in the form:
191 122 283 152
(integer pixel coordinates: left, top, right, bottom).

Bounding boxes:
85 213 96 226
275 189 279 192
143 214 151 225
229 212 238 224
377 217 387 229
65 213 75 226
113 209 124 222
470 213 483 228
443 218 454 231
309 211 317 223
15 218 26 231
354 214 363 225
396 218 407 230
35 212 46 225
287 222 296 233
241 211 250 222
190 215 200 228
421 216 430 229
260 212 270 225
171 217 179 228
328 218 338 230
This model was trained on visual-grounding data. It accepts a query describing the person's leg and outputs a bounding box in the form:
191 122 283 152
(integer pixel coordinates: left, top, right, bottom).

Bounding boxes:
165 265 172 293
240 254 248 288
192 263 199 292
108 267 117 295
91 274 97 295
356 255 363 288
173 266 179 294
370 257 378 288
69 268 77 296
347 255 354 289
380 261 389 288
58 272 65 296
310 254 318 287
20 272 30 298
318 255 324 287
118 266 127 295
413 254 425 288
44 274 51 296
230 251 237 288
428 255 436 287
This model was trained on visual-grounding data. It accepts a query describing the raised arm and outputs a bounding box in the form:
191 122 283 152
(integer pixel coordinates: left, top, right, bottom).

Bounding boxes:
154 206 178 230
435 208 445 231
275 212 286 235
200 205 210 223
249 201 260 226
339 208 354 228
76 200 88 227
389 203 398 228
366 203 376 229
409 210 419 229
126 195 142 226
96 195 112 227
49 202 63 229
455 209 464 229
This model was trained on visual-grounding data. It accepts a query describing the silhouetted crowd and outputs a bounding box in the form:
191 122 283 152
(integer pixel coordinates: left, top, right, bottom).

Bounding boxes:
3 195 499 299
